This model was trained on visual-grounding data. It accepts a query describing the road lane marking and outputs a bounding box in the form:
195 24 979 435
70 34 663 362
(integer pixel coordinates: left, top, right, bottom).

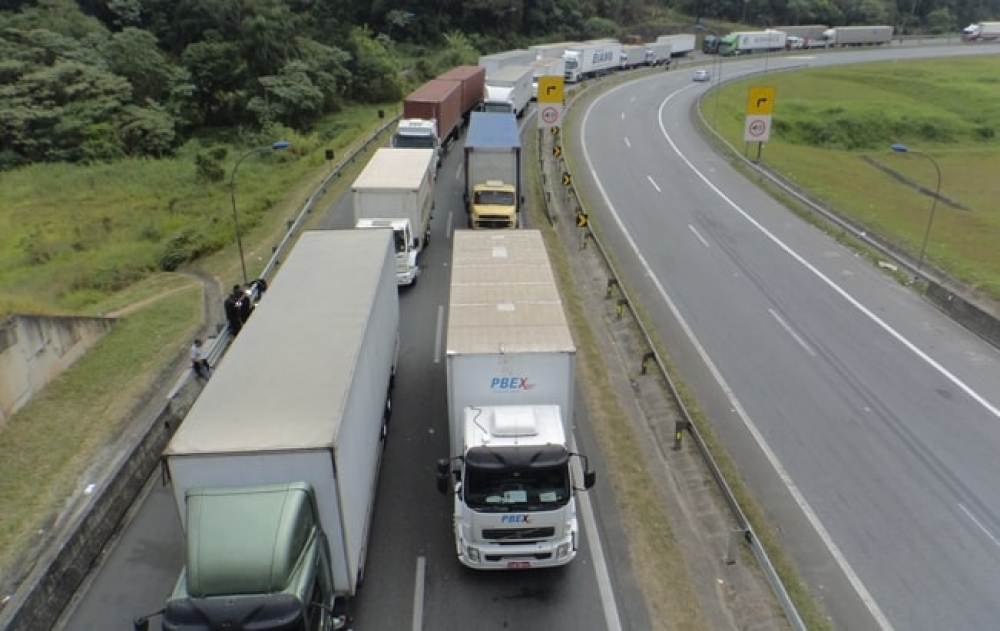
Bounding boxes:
646 175 661 193
446 211 454 238
412 556 426 631
624 137 631 148
959 503 1000 548
581 81 895 631
688 224 710 248
768 308 817 356
621 111 626 120
434 305 445 364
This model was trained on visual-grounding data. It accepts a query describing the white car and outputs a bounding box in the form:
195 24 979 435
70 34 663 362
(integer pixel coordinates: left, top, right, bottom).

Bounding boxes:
692 69 711 82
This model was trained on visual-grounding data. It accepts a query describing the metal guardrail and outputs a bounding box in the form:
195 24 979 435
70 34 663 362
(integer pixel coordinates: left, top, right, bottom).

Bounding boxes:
166 114 401 400
540 74 807 630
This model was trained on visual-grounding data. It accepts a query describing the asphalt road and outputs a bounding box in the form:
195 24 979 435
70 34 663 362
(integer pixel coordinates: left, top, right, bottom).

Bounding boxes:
572 45 1000 631
56 118 649 631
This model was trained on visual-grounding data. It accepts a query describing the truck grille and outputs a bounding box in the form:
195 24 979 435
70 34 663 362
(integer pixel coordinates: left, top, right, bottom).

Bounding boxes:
474 215 515 229
481 527 556 541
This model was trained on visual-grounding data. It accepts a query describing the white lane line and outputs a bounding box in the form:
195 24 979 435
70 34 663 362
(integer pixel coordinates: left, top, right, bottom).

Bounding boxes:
571 432 623 631
446 210 454 239
624 137 631 148
769 308 817 357
581 80 896 631
646 175 661 193
434 305 445 364
959 504 1000 548
412 556 426 631
688 224 710 248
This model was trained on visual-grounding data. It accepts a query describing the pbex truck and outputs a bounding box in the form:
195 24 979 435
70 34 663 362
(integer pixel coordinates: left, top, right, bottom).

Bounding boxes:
437 230 596 570
135 230 399 631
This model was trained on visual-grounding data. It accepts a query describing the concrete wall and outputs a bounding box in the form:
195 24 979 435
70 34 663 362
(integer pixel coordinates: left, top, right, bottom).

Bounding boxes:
0 315 116 426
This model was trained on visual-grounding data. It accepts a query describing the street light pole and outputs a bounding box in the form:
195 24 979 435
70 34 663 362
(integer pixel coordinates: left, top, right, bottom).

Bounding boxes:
230 140 290 285
890 143 941 271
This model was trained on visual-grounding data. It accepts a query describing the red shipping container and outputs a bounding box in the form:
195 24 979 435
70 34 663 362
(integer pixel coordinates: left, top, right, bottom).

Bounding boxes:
402 79 463 144
437 66 486 118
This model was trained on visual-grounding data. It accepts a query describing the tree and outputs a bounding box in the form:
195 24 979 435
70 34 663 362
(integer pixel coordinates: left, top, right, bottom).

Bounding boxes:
346 27 403 103
103 27 182 104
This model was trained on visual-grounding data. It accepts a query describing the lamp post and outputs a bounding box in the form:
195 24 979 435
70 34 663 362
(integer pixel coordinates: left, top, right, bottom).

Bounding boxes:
890 143 941 271
230 140 290 284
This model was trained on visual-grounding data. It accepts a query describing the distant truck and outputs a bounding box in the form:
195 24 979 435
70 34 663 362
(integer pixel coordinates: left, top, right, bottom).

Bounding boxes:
392 79 463 164
529 41 579 60
437 229 596 570
142 229 399 631
962 22 1000 41
531 56 566 100
483 65 534 117
564 40 623 82
773 24 829 47
720 29 788 55
479 49 536 75
353 148 436 286
464 111 520 229
437 65 487 127
822 25 893 47
645 40 673 65
656 33 696 56
619 44 647 69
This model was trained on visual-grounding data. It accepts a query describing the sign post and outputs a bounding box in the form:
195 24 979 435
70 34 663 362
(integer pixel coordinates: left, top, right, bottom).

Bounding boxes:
743 86 776 162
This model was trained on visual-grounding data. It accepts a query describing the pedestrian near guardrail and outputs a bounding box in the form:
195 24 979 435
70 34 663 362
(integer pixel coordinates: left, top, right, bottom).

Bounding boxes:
190 338 212 380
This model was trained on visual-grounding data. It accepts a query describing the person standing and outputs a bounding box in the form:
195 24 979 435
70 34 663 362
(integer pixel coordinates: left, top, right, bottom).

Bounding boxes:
190 339 212 380
224 284 245 336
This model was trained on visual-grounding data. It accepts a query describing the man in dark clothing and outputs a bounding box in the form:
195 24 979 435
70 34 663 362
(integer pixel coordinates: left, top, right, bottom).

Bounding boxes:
224 284 245 336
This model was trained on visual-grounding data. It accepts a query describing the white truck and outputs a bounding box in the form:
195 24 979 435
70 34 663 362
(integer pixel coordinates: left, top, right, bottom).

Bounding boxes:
352 147 435 286
563 40 623 82
483 65 534 117
148 230 399 631
645 41 673 65
719 29 788 55
962 22 1000 41
531 56 566 100
619 44 647 69
822 25 893 46
437 230 596 570
529 41 579 59
479 49 536 75
656 33 696 56
464 111 520 229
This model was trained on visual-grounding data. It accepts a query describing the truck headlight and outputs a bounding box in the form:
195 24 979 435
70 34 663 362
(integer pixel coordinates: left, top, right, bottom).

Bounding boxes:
467 546 481 563
557 542 571 559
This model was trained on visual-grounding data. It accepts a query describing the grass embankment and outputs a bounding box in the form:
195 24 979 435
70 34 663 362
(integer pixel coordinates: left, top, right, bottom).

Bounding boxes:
0 103 395 585
704 56 1000 296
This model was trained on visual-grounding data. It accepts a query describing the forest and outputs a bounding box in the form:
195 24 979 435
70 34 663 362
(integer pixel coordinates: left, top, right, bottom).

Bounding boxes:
1 0 994 168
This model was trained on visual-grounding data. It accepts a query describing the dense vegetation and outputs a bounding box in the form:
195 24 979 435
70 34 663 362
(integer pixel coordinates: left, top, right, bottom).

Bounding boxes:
2 0 992 168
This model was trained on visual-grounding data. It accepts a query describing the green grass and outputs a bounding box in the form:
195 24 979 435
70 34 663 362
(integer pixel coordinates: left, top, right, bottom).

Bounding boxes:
703 56 1000 295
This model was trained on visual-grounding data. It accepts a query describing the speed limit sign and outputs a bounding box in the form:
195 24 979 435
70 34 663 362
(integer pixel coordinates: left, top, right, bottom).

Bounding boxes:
539 104 563 130
743 115 771 142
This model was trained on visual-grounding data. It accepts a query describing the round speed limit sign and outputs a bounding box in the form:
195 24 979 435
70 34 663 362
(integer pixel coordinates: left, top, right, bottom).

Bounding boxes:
540 105 561 126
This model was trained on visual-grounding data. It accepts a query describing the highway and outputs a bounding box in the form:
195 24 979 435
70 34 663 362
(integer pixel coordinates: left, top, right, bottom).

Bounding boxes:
571 45 1000 630
56 121 651 630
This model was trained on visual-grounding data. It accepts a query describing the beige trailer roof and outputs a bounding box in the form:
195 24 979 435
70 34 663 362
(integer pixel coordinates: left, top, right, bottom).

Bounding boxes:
448 230 574 355
352 148 434 191
166 229 393 455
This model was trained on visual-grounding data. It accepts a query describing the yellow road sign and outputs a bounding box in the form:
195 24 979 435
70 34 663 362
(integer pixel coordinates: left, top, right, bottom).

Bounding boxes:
553 145 562 157
538 76 565 104
550 126 560 136
562 173 572 186
746 86 776 115
576 212 589 227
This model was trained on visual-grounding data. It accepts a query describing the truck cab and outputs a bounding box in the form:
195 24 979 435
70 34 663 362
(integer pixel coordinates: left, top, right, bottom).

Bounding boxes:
438 405 595 570
482 85 515 115
142 483 344 631
391 119 441 167
355 218 419 286
469 180 517 229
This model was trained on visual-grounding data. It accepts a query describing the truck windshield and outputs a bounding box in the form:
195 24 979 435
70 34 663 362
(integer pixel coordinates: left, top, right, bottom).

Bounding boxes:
393 135 434 149
565 57 578 70
464 464 570 511
393 229 407 253
483 103 513 114
474 190 515 206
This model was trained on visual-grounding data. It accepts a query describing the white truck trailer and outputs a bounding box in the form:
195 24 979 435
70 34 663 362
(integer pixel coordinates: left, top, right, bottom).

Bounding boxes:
962 22 1000 41
563 40 623 82
483 65 534 117
619 44 647 69
531 56 566 100
437 230 596 570
656 33 696 56
822 25 893 46
645 41 673 65
719 29 788 55
352 147 435 286
478 49 536 75
152 230 399 630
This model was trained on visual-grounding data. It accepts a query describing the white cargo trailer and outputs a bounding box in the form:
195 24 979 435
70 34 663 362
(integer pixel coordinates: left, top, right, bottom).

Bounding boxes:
165 229 400 603
437 230 596 570
822 25 893 46
353 147 435 286
478 49 536 75
645 41 673 65
564 41 623 82
656 33 696 56
483 65 534 117
529 41 579 59
619 44 647 69
963 22 1000 40
531 56 566 100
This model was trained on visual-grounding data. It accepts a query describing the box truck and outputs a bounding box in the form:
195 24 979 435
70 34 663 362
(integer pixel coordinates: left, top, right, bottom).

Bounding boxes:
353 148 435 286
619 44 647 69
483 65 534 117
437 230 596 570
963 22 1000 40
437 65 487 126
531 56 566 100
656 33 696 56
392 79 463 164
822 25 893 46
563 41 623 82
773 24 829 47
478 49 536 75
719 29 788 55
140 230 399 631
529 41 579 60
464 111 520 229
645 41 673 66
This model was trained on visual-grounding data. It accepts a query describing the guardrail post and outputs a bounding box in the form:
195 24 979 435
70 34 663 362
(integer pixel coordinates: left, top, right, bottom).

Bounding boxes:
725 528 750 565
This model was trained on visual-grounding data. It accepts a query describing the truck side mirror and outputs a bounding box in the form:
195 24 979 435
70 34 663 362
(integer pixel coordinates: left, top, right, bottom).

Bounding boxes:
583 470 596 490
436 459 450 494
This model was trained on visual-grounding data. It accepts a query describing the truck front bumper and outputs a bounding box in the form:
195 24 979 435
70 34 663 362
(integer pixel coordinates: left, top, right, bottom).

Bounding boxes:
396 266 419 286
455 531 578 570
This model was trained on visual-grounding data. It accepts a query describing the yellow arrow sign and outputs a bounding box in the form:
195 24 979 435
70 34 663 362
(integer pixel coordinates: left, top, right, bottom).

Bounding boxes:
746 86 776 115
553 145 562 157
576 212 589 227
562 173 572 186
538 76 565 104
